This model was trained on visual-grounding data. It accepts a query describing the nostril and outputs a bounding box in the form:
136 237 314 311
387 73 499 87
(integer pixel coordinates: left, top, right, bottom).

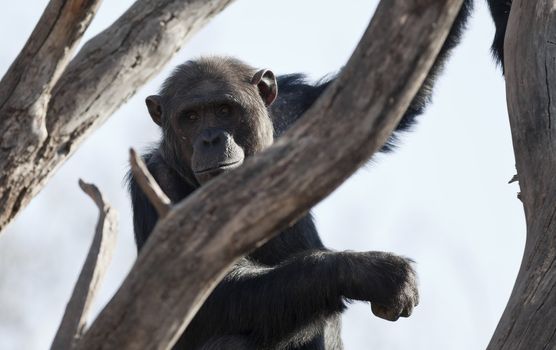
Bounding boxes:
203 136 220 146
199 129 227 147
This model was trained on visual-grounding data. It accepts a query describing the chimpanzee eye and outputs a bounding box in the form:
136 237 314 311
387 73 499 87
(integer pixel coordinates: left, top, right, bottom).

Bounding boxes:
217 104 231 116
182 111 199 121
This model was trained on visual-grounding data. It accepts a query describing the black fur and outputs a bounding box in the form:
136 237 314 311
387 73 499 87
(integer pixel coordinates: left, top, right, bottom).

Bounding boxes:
487 0 512 67
128 2 511 349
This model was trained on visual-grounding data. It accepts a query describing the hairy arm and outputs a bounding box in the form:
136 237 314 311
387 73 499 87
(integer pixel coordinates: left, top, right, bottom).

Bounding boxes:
185 250 417 347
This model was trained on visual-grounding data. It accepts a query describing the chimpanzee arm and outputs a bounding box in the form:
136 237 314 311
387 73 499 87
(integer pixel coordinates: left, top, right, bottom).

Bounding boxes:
184 250 417 348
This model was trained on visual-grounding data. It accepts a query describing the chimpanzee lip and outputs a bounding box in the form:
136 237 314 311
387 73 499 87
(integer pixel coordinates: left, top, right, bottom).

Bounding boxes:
194 160 243 174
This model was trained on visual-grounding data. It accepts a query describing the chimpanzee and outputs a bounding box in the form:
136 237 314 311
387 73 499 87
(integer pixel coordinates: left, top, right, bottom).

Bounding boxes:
128 1 510 349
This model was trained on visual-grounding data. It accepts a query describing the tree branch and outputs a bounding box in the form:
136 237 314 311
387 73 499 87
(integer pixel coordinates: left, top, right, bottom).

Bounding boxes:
0 0 101 228
129 148 172 218
488 1 556 349
50 180 118 350
0 0 235 233
76 1 464 349
0 0 101 110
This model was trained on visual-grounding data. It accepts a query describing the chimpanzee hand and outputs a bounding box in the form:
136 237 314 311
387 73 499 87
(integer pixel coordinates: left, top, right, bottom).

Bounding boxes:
338 251 419 321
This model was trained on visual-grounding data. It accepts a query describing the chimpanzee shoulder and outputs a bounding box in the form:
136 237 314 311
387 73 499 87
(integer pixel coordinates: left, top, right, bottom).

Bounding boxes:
270 74 332 136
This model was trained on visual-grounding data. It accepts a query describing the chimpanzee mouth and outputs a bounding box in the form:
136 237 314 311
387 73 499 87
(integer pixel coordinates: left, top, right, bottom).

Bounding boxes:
194 160 243 175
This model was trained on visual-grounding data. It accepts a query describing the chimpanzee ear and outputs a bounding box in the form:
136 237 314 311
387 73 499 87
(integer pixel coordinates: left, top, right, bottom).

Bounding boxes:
251 69 278 106
146 95 163 126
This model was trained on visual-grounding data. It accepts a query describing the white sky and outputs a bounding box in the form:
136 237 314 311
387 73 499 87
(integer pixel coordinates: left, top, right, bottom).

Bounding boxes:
0 1 525 349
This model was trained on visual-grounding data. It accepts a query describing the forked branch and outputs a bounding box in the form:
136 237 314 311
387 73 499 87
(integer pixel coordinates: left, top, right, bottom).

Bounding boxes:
0 0 102 226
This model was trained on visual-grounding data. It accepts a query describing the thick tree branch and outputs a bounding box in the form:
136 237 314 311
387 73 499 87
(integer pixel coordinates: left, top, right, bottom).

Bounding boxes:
76 1 464 349
0 0 101 110
129 148 172 218
488 1 556 349
0 0 235 233
0 0 101 228
50 180 117 350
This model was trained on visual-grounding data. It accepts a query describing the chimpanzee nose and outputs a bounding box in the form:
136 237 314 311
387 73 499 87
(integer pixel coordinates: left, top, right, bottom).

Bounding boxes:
200 128 226 146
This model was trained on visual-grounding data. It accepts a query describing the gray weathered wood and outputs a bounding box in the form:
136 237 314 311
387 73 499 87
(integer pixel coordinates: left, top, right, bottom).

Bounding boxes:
487 1 556 349
129 148 172 217
76 1 464 349
50 180 117 350
0 0 101 110
0 0 101 228
0 0 234 233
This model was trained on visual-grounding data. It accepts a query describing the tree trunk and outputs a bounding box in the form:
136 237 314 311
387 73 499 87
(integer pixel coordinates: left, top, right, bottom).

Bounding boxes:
488 0 556 349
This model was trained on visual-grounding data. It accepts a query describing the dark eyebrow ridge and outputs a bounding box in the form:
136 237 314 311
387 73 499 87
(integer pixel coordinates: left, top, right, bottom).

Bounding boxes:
176 94 244 112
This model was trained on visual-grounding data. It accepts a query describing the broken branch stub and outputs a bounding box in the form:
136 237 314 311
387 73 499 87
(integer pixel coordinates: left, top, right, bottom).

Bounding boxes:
129 148 172 218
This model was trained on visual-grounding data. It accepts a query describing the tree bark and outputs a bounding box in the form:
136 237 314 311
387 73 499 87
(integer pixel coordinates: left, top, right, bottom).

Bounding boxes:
75 1 464 349
488 1 556 349
0 0 234 233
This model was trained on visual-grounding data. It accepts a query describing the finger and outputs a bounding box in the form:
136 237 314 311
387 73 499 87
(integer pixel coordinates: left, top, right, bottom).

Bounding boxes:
371 303 400 322
400 303 413 318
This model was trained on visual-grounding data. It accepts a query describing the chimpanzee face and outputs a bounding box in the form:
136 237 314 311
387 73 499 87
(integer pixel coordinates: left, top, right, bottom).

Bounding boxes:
145 58 277 185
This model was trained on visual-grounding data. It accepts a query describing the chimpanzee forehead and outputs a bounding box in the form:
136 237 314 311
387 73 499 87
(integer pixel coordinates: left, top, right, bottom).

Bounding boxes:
169 78 253 110
170 79 249 100
180 78 233 96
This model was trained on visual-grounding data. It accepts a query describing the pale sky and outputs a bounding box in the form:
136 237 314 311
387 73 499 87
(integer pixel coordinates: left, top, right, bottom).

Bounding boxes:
0 1 524 349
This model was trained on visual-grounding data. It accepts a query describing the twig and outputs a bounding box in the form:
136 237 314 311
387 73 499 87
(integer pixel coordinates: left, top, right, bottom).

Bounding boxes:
129 148 172 218
50 180 118 350
508 174 519 184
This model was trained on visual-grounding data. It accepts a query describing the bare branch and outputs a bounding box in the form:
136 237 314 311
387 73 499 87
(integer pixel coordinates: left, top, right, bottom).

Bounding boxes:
0 0 101 108
0 0 101 232
488 0 556 348
76 1 464 349
129 148 172 218
50 180 118 350
0 0 101 168
0 0 235 233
